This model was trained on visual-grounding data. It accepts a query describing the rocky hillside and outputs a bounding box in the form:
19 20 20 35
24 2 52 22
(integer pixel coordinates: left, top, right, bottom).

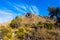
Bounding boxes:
21 13 55 24
0 13 60 40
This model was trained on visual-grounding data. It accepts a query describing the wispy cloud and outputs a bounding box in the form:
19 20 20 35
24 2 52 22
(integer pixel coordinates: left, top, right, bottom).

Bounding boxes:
29 6 34 13
7 1 39 15
0 9 15 23
7 1 27 13
0 1 39 23
30 6 39 15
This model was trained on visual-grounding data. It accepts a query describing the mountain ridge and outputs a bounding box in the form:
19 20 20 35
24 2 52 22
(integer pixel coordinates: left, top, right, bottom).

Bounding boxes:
0 13 55 26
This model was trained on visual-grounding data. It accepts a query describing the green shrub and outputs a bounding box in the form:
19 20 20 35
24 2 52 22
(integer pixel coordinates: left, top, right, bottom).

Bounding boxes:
0 26 9 37
37 22 42 26
6 33 12 39
44 23 53 29
47 31 57 36
16 27 25 38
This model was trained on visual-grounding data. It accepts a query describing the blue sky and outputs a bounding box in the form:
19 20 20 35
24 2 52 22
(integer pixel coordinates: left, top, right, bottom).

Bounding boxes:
0 0 60 23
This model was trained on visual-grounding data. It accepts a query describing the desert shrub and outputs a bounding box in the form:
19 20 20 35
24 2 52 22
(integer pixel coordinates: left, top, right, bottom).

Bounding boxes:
49 32 57 36
0 26 9 38
26 27 33 34
10 22 18 28
6 33 12 39
16 27 25 39
4 36 9 40
47 31 57 36
0 26 9 35
4 32 12 40
10 16 22 29
37 22 44 29
37 22 42 26
44 23 53 29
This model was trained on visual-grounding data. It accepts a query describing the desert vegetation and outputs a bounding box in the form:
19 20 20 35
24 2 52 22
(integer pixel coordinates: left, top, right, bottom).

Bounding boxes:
0 7 60 40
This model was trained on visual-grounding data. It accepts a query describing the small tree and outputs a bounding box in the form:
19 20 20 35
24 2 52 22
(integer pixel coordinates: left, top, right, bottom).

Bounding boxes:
48 6 60 27
48 6 56 19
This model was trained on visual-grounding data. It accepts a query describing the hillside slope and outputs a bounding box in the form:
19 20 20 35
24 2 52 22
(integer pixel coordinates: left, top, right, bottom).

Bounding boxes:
0 13 60 40
21 13 55 24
